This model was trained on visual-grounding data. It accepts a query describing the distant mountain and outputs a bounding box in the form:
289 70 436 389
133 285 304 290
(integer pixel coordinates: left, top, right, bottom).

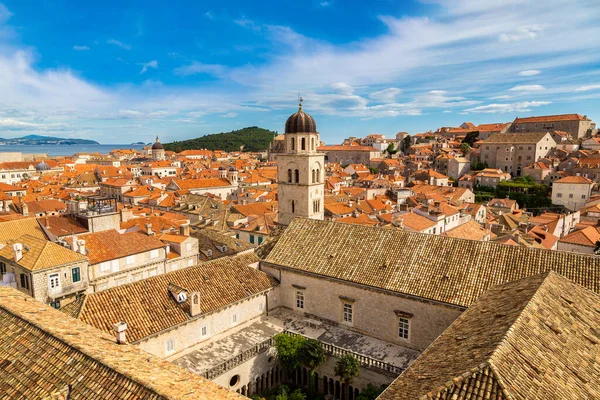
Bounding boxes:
164 126 278 153
0 134 99 145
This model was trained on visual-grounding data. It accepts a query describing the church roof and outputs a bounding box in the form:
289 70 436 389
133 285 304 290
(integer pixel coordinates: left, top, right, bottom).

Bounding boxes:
285 101 317 134
263 218 600 308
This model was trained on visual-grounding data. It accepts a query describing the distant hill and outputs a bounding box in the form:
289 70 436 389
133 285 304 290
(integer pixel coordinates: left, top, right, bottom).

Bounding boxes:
164 127 278 153
0 134 99 145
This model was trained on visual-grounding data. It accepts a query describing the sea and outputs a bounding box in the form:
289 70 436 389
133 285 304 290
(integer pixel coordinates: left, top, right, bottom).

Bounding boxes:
0 144 146 157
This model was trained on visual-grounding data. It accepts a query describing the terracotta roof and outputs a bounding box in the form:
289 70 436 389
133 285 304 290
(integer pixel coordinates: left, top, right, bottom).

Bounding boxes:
0 234 87 271
37 215 88 237
396 212 436 231
232 201 278 217
558 225 600 247
67 229 165 265
317 145 378 152
442 220 491 241
554 175 594 184
0 217 46 244
72 253 276 342
169 178 231 190
378 272 600 400
0 287 244 400
514 113 588 123
483 132 550 144
264 218 600 308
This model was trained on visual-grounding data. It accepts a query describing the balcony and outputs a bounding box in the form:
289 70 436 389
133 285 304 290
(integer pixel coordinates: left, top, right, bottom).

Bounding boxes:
49 281 88 299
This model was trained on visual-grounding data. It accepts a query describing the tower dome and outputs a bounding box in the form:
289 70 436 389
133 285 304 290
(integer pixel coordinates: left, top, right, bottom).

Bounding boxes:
152 136 164 150
285 99 316 134
36 161 50 171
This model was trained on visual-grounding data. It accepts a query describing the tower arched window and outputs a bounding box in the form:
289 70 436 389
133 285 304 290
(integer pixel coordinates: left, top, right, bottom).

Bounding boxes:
291 137 295 151
312 169 316 183
317 169 320 183
301 138 306 151
311 137 315 151
291 200 295 214
294 169 299 183
288 169 292 183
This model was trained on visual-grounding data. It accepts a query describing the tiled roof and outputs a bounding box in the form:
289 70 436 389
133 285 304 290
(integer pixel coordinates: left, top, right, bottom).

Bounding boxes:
0 287 244 400
514 113 588 123
67 229 165 265
378 272 600 400
169 178 231 189
71 253 276 342
317 145 378 152
264 218 600 308
554 175 594 184
0 217 46 244
0 234 87 271
483 132 549 144
558 225 600 247
37 215 88 237
442 220 491 241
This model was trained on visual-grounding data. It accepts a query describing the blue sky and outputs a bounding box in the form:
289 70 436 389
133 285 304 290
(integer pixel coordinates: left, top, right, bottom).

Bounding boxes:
0 0 599 144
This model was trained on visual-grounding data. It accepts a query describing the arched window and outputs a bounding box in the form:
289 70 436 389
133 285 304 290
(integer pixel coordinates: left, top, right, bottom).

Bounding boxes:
291 200 295 214
294 169 299 183
317 169 320 183
311 137 315 150
301 137 306 150
287 169 292 183
312 169 316 183
291 137 295 151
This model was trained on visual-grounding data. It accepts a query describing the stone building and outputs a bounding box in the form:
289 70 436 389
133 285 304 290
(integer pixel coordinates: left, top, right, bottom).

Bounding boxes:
318 143 381 165
551 175 594 211
510 113 594 139
277 100 325 225
479 132 555 176
152 136 166 160
0 234 89 308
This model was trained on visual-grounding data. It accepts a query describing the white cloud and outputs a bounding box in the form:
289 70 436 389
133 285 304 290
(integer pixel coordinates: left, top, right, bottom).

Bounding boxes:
0 118 69 130
331 82 354 95
72 45 90 51
173 62 225 77
221 112 238 118
0 3 12 22
320 1 331 6
490 95 513 100
118 109 145 118
205 11 214 20
369 87 402 102
519 69 541 76
576 84 600 92
139 60 158 74
107 39 131 50
465 101 551 114
499 25 545 42
508 84 545 92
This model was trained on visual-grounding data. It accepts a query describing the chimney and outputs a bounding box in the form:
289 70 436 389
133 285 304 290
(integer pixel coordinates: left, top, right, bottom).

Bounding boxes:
145 223 153 236
179 223 190 236
44 217 50 229
22 203 29 217
77 239 86 255
190 292 201 317
13 243 23 263
113 322 127 344
165 244 170 254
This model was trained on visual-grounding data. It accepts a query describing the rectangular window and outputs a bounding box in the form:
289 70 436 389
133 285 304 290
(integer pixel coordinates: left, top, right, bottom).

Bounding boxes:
582 195 587 199
165 339 174 354
201 326 208 337
111 260 120 272
398 317 410 340
569 194 573 199
296 291 304 309
259 302 264 312
72 267 81 283
343 303 353 323
49 273 60 292
150 249 159 259
0 261 5 275
100 261 110 272
50 300 61 309
232 313 238 325
126 256 134 265
250 235 255 244
258 236 263 245
20 274 29 290
557 193 562 198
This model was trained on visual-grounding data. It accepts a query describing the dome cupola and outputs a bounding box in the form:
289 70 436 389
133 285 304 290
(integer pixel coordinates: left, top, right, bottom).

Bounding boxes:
285 98 316 134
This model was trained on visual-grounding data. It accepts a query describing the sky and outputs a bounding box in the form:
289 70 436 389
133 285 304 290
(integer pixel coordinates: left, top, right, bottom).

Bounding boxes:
0 0 599 144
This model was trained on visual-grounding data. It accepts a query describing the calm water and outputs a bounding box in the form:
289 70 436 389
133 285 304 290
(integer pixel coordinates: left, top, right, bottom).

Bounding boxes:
0 144 145 157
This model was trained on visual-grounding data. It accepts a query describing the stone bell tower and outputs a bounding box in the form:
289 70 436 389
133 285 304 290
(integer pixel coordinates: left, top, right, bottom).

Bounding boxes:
277 99 324 225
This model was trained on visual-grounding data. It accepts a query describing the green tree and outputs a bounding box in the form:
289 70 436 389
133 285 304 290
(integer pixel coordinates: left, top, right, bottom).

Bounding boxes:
357 384 388 400
299 339 326 391
385 142 398 155
594 241 600 255
334 354 360 399
460 142 471 156
274 333 306 372
403 136 411 151
461 131 480 146
288 389 307 400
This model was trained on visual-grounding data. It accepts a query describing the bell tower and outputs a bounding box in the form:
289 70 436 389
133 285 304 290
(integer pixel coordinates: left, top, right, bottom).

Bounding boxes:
277 99 324 225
